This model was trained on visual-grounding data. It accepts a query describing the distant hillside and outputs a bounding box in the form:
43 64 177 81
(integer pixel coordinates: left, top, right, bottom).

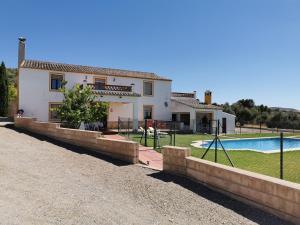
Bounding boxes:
222 99 300 129
270 107 300 113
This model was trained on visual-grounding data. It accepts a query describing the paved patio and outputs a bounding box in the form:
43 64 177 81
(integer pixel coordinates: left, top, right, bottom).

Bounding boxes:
104 134 163 170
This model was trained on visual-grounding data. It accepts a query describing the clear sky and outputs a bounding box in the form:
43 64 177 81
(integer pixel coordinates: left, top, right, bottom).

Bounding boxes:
1 0 300 109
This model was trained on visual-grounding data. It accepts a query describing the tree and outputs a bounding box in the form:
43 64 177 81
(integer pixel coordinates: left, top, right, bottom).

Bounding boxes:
224 98 300 129
8 84 17 103
222 102 235 115
55 83 109 129
236 107 253 126
0 62 9 116
237 99 255 108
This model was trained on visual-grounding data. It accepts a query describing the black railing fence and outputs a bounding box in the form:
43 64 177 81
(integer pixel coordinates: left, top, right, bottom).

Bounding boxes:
117 117 298 182
88 83 132 92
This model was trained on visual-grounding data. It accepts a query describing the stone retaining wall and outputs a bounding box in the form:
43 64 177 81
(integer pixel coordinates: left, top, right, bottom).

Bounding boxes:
15 117 139 163
162 146 300 224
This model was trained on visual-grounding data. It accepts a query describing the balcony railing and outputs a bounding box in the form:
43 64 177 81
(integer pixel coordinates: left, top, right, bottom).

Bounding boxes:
87 83 132 92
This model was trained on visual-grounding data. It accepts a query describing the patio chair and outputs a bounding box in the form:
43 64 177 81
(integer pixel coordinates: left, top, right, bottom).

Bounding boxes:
149 126 168 137
139 127 154 143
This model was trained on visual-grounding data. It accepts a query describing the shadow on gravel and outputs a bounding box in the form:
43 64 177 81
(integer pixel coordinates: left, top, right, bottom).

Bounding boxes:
7 125 130 167
148 171 292 225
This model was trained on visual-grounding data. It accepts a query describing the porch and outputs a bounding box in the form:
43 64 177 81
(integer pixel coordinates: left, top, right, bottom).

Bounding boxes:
88 83 141 131
172 111 215 133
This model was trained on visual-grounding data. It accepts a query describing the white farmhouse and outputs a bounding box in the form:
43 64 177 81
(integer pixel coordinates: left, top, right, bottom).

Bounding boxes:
17 38 235 133
17 38 172 131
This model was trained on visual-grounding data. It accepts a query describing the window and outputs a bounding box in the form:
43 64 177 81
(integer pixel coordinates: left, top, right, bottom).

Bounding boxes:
143 105 153 119
94 77 106 90
143 81 153 96
50 74 64 90
49 103 62 121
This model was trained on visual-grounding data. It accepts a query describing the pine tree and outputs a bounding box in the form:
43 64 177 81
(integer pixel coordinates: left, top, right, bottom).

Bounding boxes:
0 62 9 116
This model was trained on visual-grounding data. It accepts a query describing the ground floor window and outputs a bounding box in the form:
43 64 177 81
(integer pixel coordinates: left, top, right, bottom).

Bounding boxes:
143 105 153 119
49 103 62 121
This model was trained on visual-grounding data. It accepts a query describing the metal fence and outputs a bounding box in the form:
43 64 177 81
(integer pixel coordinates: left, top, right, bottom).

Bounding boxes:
197 121 300 182
116 117 299 182
236 124 300 134
117 118 178 149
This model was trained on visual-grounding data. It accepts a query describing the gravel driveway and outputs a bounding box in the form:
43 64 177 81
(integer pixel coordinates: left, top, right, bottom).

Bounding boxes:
0 126 291 225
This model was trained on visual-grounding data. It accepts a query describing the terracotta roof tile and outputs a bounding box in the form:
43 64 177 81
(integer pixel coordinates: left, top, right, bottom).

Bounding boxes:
21 60 172 81
171 97 221 110
172 92 195 98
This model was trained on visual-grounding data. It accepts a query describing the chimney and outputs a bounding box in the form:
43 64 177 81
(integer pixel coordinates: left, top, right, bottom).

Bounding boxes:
18 37 26 67
204 90 212 104
193 91 197 98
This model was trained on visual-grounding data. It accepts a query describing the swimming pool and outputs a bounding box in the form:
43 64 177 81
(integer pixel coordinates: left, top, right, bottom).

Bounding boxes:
200 138 300 153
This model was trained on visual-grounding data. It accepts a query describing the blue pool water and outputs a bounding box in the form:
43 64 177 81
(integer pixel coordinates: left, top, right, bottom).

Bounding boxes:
201 138 300 152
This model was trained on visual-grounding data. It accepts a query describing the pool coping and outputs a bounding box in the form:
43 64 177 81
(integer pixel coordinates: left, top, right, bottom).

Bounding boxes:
191 137 300 154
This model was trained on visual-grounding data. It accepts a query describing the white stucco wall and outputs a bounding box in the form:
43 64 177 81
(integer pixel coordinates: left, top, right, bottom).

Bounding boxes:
214 110 236 134
18 68 172 122
108 102 133 121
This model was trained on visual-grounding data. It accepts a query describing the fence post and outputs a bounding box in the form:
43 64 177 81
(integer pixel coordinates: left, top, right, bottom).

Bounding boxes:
144 119 147 147
153 120 157 149
118 117 120 134
280 132 284 179
127 118 130 139
169 122 173 145
260 121 262 134
173 122 176 146
215 120 219 163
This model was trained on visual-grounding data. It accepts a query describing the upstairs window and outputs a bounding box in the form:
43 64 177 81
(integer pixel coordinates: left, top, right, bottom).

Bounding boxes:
50 74 64 91
49 103 62 121
143 81 153 96
143 105 153 119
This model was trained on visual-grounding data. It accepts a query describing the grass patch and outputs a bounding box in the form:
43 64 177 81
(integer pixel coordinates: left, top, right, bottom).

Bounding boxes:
127 132 300 183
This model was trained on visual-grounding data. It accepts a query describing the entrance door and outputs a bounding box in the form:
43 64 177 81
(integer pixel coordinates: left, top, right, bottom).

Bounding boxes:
180 113 190 126
222 118 227 133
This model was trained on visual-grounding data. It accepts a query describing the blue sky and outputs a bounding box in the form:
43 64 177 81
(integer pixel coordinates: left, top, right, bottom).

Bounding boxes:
1 0 300 109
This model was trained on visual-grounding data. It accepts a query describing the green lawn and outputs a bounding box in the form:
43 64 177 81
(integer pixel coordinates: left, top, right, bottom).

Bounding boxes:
128 132 300 183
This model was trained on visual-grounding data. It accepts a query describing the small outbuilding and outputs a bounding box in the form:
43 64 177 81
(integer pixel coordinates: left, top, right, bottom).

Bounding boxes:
171 91 236 134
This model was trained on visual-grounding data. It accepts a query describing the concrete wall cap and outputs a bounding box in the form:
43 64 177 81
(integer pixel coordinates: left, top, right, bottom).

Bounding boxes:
186 156 300 190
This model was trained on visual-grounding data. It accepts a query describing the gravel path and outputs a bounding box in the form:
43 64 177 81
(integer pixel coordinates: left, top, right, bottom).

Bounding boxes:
0 126 291 225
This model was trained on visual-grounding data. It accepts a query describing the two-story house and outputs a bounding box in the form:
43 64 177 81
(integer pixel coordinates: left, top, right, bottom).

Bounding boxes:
17 38 236 134
17 38 172 131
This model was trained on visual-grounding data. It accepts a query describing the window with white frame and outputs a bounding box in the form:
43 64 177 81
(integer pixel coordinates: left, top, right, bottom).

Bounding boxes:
50 74 64 90
143 80 153 96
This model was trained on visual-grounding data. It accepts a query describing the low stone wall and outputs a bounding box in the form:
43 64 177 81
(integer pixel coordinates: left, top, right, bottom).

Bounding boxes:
15 117 139 164
162 146 300 224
